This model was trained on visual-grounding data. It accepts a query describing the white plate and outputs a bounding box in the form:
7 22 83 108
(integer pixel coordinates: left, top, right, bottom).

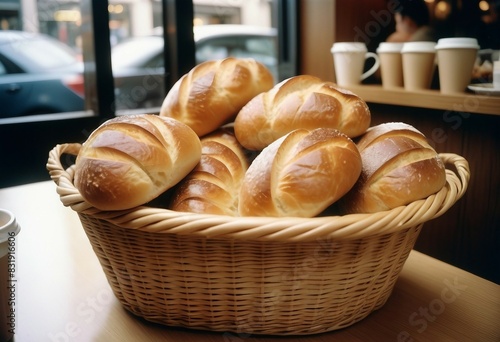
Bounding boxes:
467 83 500 96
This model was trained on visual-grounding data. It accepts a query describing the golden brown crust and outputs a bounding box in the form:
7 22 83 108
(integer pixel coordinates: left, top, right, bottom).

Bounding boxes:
160 57 274 137
74 115 201 211
234 75 371 150
339 122 446 213
238 128 362 217
169 127 249 216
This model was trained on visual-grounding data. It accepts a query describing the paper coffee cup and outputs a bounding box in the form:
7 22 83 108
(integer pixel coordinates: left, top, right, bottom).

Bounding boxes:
331 42 380 86
377 42 404 88
0 209 20 342
401 42 436 91
435 38 480 94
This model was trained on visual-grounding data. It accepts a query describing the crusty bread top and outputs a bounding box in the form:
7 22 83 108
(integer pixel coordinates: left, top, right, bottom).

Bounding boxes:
74 115 201 211
234 75 371 150
339 122 446 213
160 57 274 137
169 127 249 216
239 127 362 217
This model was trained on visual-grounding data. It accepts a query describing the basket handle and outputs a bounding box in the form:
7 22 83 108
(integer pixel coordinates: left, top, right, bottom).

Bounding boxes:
437 153 470 207
47 143 81 185
47 143 97 213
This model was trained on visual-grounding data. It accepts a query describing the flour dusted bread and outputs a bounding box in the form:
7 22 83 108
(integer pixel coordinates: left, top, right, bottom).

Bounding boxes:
74 114 201 211
234 75 371 150
160 57 274 137
339 122 446 214
169 127 249 216
239 127 362 217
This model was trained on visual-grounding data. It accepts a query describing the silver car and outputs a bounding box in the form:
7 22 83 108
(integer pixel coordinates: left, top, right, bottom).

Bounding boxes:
111 24 278 110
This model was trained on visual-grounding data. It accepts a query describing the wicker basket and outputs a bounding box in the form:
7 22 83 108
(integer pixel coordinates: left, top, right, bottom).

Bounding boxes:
47 143 469 336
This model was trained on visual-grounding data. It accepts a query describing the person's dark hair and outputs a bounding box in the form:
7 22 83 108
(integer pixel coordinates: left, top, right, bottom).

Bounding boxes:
395 0 430 27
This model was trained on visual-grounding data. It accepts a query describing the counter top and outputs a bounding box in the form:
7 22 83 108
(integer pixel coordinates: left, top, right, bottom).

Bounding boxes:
345 84 500 116
1 181 498 341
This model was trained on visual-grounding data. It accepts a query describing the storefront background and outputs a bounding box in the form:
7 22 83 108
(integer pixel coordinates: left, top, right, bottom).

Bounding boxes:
0 0 272 54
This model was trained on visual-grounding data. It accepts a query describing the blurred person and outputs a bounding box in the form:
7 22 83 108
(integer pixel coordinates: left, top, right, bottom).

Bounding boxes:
387 0 436 42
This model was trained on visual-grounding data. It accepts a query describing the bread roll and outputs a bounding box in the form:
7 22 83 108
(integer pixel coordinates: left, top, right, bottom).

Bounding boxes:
239 128 362 217
74 114 202 211
160 57 274 137
234 75 371 150
169 127 249 216
339 122 446 214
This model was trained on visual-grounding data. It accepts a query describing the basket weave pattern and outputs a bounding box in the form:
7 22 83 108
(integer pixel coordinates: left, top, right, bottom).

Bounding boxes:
47 143 470 335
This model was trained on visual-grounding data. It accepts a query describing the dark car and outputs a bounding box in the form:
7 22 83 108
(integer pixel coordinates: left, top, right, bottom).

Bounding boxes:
111 24 278 110
0 30 85 118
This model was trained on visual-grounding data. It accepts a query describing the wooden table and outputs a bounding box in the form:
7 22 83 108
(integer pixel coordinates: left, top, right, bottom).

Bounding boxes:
1 181 498 342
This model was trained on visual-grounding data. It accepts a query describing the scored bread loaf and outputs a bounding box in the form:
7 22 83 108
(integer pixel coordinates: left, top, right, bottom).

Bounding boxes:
169 127 249 216
160 57 274 137
234 75 371 150
339 122 446 214
238 127 362 217
74 114 202 211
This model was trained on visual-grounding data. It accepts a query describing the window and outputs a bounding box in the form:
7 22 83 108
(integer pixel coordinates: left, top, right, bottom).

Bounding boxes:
0 0 298 188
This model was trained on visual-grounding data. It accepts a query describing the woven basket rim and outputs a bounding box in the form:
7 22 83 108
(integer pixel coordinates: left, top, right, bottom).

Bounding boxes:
47 143 470 242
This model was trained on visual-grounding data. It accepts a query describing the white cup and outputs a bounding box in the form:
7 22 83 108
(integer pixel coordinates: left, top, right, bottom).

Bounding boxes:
377 42 404 88
0 209 20 342
435 38 480 94
401 42 436 91
331 42 380 86
494 61 500 89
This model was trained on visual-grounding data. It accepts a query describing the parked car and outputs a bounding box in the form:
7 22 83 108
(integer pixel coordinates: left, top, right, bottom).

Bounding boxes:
112 24 278 110
0 30 85 118
194 24 277 75
0 25 278 117
111 35 166 111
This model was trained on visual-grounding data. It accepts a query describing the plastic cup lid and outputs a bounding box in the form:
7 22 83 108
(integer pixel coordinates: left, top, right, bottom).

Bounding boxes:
401 41 436 53
435 37 480 50
377 42 404 53
331 42 367 53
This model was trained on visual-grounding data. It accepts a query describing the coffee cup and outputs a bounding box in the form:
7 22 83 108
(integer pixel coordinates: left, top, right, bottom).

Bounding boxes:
377 42 404 88
435 38 480 94
331 42 380 86
0 209 20 342
401 42 436 91
494 60 500 89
